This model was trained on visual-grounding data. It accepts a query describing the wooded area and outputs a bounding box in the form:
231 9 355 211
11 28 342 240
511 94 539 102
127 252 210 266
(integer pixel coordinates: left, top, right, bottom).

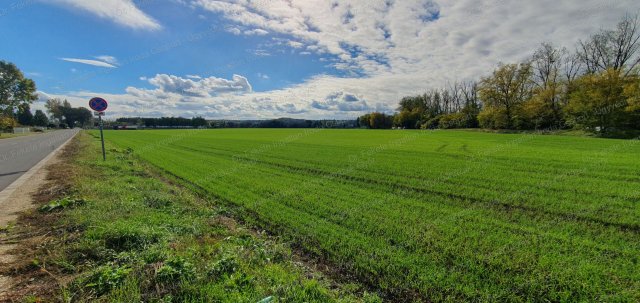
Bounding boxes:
359 15 640 137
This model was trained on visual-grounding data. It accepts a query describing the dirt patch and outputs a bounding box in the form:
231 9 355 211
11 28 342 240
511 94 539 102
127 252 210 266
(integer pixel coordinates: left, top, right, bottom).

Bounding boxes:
0 138 80 301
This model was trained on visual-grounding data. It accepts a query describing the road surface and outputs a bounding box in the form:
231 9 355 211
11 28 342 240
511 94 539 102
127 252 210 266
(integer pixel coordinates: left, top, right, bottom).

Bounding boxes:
0 130 78 192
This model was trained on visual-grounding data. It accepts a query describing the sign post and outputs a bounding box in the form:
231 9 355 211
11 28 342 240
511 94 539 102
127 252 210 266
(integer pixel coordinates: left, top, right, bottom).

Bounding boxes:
89 97 108 161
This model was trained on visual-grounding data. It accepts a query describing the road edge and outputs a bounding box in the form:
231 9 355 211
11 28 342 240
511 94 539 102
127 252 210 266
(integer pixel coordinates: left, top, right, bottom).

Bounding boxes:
0 130 78 206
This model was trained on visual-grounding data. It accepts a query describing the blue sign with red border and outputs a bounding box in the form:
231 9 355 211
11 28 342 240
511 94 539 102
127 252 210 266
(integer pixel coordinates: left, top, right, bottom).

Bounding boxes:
89 97 108 112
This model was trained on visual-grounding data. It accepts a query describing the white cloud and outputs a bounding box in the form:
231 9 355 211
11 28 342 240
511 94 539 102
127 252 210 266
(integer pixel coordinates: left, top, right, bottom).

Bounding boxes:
60 58 117 68
45 0 640 119
179 0 638 117
287 41 304 48
95 55 119 65
44 0 161 30
311 91 370 112
253 49 271 56
141 74 253 98
245 28 269 36
226 26 242 35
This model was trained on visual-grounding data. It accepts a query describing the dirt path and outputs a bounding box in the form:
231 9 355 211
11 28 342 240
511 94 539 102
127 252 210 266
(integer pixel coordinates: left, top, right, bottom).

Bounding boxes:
0 137 71 296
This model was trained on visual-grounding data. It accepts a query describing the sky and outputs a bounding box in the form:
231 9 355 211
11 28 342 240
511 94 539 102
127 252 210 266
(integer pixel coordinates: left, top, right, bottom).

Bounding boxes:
0 0 638 120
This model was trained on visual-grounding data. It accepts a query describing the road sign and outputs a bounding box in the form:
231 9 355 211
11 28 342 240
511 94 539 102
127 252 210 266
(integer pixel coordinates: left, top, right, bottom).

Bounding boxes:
89 97 107 161
89 97 108 112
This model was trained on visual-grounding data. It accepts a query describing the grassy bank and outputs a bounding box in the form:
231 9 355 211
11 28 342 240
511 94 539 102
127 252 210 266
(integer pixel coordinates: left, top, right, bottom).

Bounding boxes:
6 132 377 302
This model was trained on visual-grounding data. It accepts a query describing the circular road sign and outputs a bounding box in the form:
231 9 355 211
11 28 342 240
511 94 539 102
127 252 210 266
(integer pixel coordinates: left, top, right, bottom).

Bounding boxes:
89 97 108 112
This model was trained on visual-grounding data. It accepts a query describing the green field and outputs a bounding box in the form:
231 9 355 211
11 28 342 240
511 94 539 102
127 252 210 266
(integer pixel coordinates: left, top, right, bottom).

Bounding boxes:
102 129 640 302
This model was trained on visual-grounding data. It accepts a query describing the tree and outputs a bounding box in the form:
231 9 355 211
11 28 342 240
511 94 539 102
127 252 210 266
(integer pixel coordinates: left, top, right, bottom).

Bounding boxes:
478 63 533 129
16 103 33 126
622 74 640 129
578 14 640 76
529 43 567 127
45 98 65 123
47 99 92 127
367 112 393 129
357 113 371 128
565 69 634 133
0 115 17 134
0 61 37 116
191 116 207 128
393 109 421 129
62 107 93 128
33 110 49 127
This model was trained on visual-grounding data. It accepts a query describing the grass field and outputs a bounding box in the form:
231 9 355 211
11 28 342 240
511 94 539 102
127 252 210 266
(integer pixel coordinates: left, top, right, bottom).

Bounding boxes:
22 133 373 302
102 129 640 302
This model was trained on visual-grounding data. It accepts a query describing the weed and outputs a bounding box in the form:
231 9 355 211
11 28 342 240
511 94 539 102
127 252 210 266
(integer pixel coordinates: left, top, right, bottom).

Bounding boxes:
38 197 84 212
156 256 196 283
82 264 132 296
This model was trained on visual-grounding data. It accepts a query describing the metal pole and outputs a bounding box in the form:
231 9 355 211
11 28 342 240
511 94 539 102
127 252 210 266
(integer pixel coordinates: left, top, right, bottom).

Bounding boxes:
99 115 106 161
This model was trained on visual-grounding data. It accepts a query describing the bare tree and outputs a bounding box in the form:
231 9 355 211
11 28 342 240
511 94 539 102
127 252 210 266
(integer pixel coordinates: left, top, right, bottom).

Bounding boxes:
563 52 583 84
448 81 463 112
532 43 564 89
460 81 480 108
578 14 640 76
531 43 566 121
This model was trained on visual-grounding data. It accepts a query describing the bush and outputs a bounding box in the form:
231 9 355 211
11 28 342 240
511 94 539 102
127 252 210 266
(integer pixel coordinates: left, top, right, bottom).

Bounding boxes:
438 113 466 129
478 107 509 129
0 115 17 132
421 116 441 129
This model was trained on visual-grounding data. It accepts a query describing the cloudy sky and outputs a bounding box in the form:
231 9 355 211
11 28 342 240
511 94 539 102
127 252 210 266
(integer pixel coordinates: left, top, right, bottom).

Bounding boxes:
0 1 637 119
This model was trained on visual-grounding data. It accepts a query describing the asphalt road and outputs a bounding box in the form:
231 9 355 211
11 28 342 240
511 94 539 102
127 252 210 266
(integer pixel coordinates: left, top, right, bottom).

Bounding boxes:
0 130 78 192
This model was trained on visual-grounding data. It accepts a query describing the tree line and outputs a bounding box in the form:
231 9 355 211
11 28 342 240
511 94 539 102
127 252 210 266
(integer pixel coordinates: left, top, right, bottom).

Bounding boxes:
115 117 208 128
113 117 357 129
0 60 94 132
359 15 640 137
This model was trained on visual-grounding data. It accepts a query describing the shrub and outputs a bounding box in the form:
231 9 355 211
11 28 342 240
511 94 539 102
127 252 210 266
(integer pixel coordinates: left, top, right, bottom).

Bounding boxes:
438 113 466 129
478 107 509 129
421 116 441 129
0 115 17 132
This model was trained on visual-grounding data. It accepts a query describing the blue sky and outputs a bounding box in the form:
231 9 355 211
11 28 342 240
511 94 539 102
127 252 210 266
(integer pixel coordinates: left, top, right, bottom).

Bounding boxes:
0 0 637 119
